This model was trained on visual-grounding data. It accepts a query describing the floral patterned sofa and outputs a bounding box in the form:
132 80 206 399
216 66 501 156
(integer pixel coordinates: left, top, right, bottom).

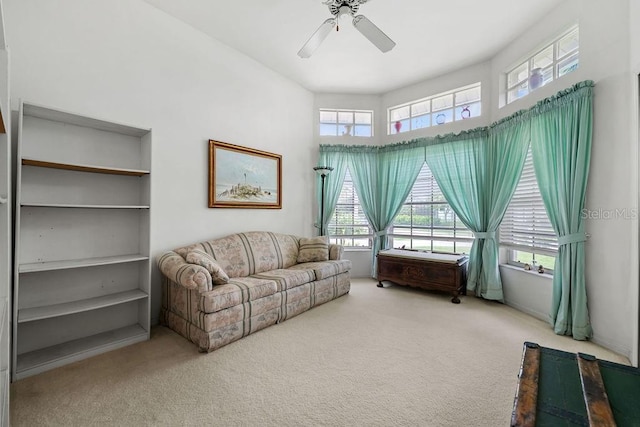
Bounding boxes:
157 231 351 352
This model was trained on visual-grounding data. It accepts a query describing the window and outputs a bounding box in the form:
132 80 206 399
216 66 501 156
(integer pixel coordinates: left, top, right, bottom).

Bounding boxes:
505 26 579 105
319 109 373 137
327 169 373 248
390 164 473 253
500 148 557 272
388 83 481 135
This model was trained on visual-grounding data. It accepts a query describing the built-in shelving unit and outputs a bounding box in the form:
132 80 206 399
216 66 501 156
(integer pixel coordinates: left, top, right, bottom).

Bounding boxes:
13 101 152 380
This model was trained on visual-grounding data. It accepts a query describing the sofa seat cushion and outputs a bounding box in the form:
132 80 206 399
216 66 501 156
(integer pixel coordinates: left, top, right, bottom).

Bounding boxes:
198 276 278 314
289 260 352 280
252 268 316 291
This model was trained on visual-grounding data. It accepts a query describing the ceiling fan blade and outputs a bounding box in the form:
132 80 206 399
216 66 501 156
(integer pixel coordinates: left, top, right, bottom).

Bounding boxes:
298 18 337 58
352 14 396 53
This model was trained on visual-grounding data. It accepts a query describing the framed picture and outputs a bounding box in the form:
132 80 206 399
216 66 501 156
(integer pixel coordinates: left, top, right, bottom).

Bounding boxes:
208 140 282 209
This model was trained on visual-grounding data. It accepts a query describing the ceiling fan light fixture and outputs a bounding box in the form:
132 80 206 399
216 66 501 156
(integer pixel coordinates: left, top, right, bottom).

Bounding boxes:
337 5 352 20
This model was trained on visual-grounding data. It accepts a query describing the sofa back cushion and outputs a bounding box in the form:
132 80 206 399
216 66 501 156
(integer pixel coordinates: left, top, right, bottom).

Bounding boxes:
296 236 329 263
179 232 300 278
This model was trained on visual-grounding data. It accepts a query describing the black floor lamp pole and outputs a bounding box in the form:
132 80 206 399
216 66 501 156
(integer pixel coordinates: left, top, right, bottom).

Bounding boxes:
320 175 326 235
313 166 334 236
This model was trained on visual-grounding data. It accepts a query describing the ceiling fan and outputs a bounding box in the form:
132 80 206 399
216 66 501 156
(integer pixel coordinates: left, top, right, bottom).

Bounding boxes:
298 0 396 58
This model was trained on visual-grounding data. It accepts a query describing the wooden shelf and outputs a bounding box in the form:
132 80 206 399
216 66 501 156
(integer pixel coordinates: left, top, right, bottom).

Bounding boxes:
15 324 148 379
24 103 149 137
22 158 149 176
19 254 149 273
21 202 150 209
18 290 148 323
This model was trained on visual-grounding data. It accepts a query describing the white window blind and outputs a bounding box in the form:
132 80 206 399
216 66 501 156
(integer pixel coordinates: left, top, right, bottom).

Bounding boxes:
390 164 473 253
500 148 558 254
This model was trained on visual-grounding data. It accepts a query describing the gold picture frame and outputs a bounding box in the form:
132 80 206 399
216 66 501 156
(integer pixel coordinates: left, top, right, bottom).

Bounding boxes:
208 140 282 209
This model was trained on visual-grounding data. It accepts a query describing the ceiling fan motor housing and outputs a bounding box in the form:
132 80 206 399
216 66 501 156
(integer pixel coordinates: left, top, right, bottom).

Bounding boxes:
327 0 363 17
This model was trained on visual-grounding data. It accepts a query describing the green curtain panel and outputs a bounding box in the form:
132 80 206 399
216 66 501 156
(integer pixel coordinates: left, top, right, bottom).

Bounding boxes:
480 116 531 300
424 134 490 296
347 145 424 277
424 121 529 301
371 146 424 277
530 81 594 340
316 149 349 236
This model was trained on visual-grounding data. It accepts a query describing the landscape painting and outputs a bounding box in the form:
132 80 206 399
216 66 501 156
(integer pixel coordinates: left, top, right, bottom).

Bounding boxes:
209 140 282 209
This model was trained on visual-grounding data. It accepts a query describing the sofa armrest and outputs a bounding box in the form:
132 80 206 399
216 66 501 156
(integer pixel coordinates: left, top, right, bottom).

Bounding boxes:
329 244 344 260
157 251 213 293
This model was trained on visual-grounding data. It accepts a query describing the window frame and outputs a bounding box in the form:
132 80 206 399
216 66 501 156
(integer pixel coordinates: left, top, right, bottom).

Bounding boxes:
504 26 579 105
387 82 482 135
319 108 374 138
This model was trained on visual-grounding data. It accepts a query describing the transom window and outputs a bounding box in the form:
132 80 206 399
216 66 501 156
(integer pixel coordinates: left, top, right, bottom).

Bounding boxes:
388 83 481 135
319 109 373 137
327 169 373 248
500 148 557 273
505 26 579 105
390 164 473 253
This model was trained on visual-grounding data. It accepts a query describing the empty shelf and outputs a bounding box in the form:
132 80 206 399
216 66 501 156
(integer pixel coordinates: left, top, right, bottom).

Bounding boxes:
22 158 149 176
18 290 148 323
19 254 149 273
15 324 148 379
21 202 150 209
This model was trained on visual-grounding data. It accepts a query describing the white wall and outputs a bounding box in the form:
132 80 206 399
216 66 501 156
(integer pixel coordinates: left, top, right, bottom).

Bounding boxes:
3 0 316 324
499 266 553 321
492 0 637 361
629 0 640 367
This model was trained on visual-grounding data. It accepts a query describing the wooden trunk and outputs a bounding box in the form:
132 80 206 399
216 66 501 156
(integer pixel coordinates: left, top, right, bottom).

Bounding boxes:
511 342 640 426
376 249 468 303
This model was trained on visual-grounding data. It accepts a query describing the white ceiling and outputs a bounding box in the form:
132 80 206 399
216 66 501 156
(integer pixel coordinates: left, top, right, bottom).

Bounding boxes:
144 0 565 95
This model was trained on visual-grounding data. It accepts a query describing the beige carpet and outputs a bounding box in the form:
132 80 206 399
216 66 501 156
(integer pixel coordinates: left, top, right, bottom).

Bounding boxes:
10 279 628 426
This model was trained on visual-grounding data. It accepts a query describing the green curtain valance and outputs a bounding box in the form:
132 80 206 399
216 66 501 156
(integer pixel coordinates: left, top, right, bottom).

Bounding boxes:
319 80 594 156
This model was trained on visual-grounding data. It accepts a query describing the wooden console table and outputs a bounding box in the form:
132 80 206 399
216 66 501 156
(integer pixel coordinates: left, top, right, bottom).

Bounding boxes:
376 249 468 303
